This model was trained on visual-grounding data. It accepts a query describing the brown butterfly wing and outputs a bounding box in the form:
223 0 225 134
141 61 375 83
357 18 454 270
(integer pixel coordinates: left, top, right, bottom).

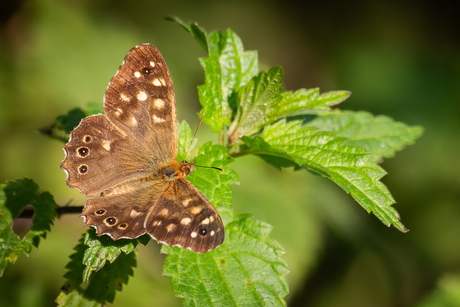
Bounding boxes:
145 178 224 253
62 44 225 253
61 114 149 196
104 44 177 159
61 44 177 196
81 180 168 240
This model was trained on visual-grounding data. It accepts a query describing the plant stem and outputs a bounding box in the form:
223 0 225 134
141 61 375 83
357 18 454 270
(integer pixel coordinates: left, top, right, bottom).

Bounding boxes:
18 206 83 219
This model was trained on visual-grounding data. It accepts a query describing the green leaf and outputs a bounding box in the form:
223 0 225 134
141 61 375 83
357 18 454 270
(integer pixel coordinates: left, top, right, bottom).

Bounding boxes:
274 88 351 119
163 143 288 305
166 15 208 51
84 102 104 116
177 120 197 162
228 67 284 143
306 111 424 163
162 214 289 307
40 101 105 142
187 142 239 225
239 136 302 171
56 108 86 133
39 108 85 142
81 228 140 283
197 29 258 132
56 233 137 306
242 120 408 232
0 179 57 276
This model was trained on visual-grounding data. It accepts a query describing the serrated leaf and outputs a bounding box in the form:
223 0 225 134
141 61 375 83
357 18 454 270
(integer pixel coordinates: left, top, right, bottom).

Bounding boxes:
56 108 86 133
197 29 258 132
0 179 57 276
84 102 104 116
81 228 139 283
56 233 136 306
239 136 302 171
39 108 85 142
273 88 350 119
242 120 408 232
177 120 197 162
228 67 284 143
188 143 239 221
306 111 424 163
163 142 288 305
166 15 208 51
162 214 289 307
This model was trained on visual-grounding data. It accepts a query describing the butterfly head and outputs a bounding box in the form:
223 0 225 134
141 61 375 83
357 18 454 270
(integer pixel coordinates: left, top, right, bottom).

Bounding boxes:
179 161 195 176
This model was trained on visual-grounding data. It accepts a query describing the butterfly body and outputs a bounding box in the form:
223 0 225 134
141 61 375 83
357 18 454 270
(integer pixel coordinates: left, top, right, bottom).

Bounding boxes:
61 44 224 253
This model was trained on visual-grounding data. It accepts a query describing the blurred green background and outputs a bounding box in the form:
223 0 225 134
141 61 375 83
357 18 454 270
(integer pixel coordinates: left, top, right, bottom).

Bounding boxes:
1 0 459 306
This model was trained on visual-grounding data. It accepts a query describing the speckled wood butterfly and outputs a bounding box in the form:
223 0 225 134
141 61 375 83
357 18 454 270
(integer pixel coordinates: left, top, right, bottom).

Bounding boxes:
61 44 224 253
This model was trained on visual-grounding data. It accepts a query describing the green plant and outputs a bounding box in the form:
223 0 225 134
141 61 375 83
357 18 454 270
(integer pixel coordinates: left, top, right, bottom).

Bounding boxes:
0 17 423 306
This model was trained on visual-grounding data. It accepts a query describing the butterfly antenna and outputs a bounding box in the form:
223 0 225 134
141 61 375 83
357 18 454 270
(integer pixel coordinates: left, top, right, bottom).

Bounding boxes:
186 114 224 173
185 113 205 160
196 165 224 172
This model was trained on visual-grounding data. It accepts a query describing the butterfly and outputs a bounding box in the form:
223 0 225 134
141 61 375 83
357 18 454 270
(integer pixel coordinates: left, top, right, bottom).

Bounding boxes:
61 44 224 253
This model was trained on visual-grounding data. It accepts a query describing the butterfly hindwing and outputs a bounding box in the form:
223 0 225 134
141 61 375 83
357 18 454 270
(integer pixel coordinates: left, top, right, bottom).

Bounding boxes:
81 180 169 240
145 178 224 253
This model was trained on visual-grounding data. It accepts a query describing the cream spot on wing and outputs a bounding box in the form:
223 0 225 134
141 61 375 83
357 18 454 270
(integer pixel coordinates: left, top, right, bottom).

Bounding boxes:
152 78 165 86
134 71 141 78
137 91 148 101
130 210 141 218
150 61 155 67
101 140 111 151
181 218 191 225
200 218 210 225
120 93 130 102
114 108 123 117
106 184 136 196
190 206 202 215
210 230 215 236
152 220 162 227
159 208 168 216
128 116 138 126
191 232 197 238
182 198 192 207
153 115 166 123
166 223 176 232
209 216 215 222
153 98 165 109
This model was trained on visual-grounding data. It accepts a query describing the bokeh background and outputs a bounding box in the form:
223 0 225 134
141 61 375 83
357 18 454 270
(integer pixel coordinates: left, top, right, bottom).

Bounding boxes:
1 0 459 306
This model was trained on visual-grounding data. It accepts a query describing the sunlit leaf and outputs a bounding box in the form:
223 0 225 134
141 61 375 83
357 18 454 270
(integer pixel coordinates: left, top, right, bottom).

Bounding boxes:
56 233 137 306
242 120 408 232
0 179 57 276
228 67 284 143
196 29 258 132
306 111 424 163
274 88 350 119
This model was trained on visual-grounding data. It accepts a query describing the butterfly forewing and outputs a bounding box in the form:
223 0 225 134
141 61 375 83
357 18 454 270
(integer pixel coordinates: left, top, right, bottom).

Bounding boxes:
61 114 134 196
62 44 224 253
104 44 177 162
